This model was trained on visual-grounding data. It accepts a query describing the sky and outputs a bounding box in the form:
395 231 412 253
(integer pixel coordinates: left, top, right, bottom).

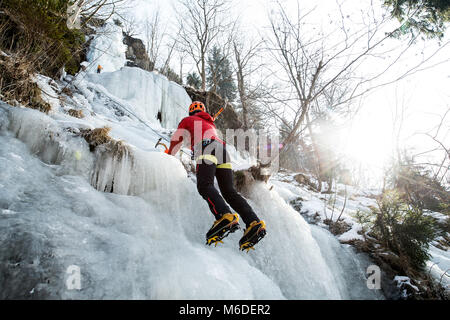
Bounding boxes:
123 0 449 186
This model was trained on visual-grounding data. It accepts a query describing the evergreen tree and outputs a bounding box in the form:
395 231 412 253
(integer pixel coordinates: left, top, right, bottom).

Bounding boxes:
186 72 201 89
206 46 236 101
388 157 450 214
161 67 182 85
370 191 437 270
384 0 450 39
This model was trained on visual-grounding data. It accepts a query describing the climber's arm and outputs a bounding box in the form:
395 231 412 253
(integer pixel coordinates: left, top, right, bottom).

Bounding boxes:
167 119 189 156
167 136 183 155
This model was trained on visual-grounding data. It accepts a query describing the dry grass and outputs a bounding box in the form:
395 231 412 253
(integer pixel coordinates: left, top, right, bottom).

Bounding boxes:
68 109 84 118
61 87 73 97
0 52 51 113
106 139 128 160
79 127 112 151
294 173 318 191
324 218 352 236
78 126 129 159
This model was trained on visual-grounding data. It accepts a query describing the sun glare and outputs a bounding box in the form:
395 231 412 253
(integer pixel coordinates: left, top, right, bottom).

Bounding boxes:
341 113 394 171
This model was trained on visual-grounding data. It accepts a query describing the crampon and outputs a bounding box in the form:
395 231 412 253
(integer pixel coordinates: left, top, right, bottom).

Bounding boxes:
239 220 266 253
206 213 240 247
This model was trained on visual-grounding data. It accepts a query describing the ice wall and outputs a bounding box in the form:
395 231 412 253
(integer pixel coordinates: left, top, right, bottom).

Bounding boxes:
0 15 384 300
0 103 383 299
82 21 189 130
85 23 127 74
1 104 94 179
88 67 189 129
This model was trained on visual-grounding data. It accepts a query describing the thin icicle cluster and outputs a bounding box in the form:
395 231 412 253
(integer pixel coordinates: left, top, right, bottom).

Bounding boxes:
90 138 187 201
91 140 133 193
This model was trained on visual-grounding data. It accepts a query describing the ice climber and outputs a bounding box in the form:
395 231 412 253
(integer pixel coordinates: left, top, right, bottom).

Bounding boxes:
165 101 266 252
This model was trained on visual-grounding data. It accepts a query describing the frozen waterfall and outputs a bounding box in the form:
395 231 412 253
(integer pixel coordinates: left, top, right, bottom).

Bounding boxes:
0 103 382 299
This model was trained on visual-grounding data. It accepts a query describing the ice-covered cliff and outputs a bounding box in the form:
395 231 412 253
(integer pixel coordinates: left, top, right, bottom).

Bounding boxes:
0 21 385 300
0 103 382 299
86 67 189 129
82 21 189 129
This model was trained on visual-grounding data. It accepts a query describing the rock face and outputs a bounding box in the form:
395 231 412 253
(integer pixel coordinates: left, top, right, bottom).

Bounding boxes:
294 173 318 191
183 86 242 131
81 17 105 36
234 163 272 196
122 33 153 71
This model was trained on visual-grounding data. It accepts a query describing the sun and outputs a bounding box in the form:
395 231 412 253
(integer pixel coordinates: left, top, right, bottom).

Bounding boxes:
339 112 394 173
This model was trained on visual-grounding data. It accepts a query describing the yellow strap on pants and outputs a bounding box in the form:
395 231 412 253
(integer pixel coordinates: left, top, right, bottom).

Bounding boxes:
216 163 232 169
196 154 218 165
196 155 232 169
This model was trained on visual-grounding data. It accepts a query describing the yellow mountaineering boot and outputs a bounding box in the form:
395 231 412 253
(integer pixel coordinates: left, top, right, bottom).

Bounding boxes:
239 220 266 252
206 213 240 247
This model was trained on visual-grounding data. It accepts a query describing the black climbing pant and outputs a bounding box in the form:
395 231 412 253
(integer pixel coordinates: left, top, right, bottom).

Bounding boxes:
195 140 259 227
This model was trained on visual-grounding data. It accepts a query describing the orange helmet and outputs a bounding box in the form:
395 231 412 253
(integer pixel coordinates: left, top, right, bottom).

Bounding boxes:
189 101 206 115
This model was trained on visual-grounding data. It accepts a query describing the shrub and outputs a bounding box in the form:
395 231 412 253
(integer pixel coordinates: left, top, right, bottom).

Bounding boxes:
353 209 373 240
0 0 85 76
0 53 51 112
389 160 450 214
370 191 437 270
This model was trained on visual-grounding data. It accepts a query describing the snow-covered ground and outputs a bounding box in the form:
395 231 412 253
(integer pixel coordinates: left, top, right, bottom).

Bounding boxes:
270 171 450 293
0 21 389 299
428 245 450 291
270 171 374 242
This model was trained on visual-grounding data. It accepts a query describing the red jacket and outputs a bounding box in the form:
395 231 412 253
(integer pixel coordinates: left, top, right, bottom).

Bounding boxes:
167 111 224 155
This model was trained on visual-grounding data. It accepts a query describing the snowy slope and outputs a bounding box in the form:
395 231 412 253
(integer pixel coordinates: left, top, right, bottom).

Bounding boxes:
270 172 450 293
0 22 385 299
270 172 377 243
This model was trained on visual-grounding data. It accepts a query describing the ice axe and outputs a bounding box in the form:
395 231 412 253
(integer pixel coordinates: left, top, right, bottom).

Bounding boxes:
213 107 224 121
155 137 192 157
212 98 228 121
155 137 169 153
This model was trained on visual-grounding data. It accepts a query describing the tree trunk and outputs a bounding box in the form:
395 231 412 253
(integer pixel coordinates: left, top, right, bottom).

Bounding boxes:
236 64 248 130
306 112 323 192
233 44 248 130
201 55 206 91
179 56 183 85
